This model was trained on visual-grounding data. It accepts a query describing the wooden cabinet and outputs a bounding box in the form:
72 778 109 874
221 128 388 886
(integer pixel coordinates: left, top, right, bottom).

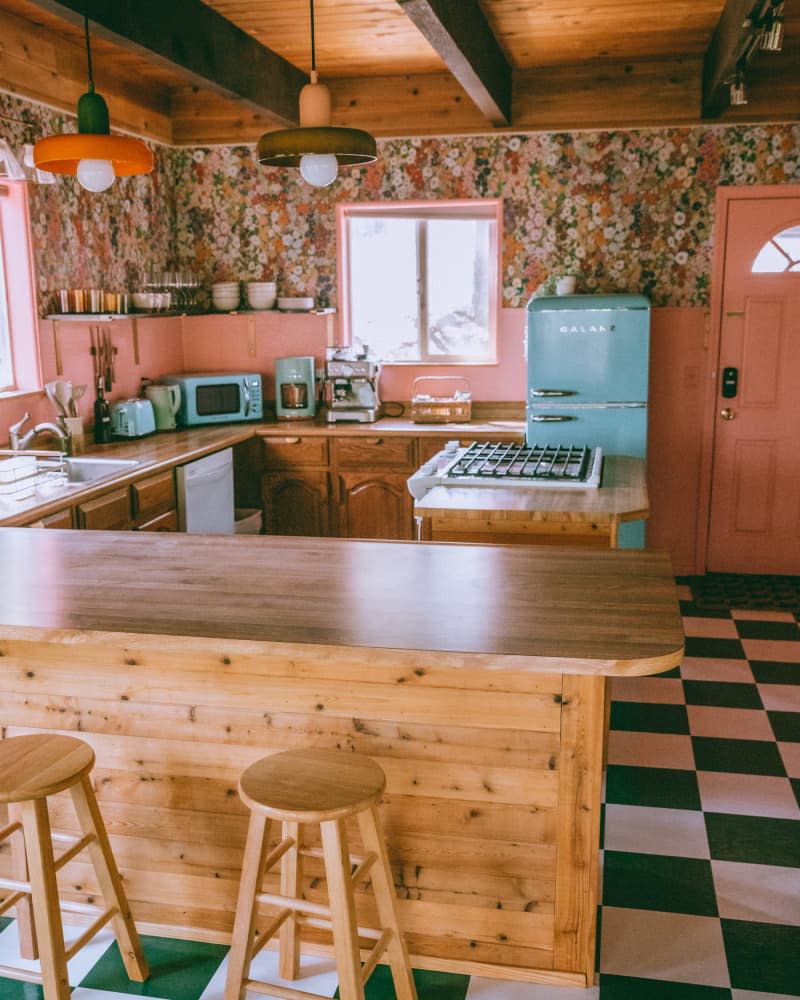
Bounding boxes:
24 507 75 529
26 468 177 533
76 488 132 531
331 436 417 540
262 436 330 536
131 470 177 530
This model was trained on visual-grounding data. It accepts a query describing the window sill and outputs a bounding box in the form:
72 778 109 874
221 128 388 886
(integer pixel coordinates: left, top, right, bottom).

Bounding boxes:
0 387 43 402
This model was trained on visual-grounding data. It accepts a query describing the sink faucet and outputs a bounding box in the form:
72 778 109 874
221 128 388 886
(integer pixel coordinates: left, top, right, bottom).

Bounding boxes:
8 412 69 451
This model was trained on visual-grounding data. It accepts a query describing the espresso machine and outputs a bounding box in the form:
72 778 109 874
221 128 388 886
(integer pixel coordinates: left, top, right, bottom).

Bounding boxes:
324 350 381 423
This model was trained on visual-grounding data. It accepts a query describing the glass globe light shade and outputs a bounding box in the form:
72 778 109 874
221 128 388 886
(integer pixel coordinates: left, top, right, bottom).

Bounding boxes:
299 153 338 187
76 158 115 192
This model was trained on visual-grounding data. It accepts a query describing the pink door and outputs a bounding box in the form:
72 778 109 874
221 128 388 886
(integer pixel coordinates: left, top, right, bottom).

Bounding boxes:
707 196 800 574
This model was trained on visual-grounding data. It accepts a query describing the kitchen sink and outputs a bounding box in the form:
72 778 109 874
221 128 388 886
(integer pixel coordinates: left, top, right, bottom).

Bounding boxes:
35 456 140 489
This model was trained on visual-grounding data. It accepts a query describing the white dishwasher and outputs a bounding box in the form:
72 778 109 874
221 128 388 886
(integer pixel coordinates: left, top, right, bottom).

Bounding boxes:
175 448 235 534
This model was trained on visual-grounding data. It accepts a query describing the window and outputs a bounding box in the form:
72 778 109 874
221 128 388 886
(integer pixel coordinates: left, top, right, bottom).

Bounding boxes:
0 208 12 390
752 224 800 272
0 180 41 395
337 201 500 364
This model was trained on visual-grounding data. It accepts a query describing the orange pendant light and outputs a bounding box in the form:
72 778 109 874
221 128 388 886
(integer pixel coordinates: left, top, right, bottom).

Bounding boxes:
257 0 376 187
33 16 153 192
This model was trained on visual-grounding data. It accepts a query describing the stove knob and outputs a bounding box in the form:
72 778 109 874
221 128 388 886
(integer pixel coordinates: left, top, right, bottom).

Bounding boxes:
421 461 438 476
444 439 459 455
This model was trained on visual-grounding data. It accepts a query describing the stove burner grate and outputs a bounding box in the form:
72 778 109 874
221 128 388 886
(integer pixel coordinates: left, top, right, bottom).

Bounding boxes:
446 441 592 483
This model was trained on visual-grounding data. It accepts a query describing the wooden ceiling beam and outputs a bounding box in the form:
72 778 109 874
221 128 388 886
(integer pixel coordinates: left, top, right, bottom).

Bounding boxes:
702 0 770 118
396 0 512 126
24 0 308 127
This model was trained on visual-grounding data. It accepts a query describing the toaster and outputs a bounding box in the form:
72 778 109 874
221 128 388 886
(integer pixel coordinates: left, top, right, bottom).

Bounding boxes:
111 398 156 438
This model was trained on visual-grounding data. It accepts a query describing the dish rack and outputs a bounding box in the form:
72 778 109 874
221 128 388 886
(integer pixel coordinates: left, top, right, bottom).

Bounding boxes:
411 376 472 424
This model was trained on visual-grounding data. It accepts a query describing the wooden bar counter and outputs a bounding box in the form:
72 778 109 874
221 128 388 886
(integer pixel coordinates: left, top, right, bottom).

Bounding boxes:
0 529 684 988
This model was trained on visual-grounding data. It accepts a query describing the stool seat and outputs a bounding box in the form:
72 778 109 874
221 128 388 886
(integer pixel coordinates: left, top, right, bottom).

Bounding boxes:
0 734 95 804
239 748 386 822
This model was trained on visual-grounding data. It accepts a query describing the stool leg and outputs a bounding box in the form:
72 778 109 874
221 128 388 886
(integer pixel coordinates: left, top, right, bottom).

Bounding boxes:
320 818 364 1000
357 805 418 1000
8 802 38 960
225 810 271 1000
19 798 70 1000
279 820 303 980
69 776 148 982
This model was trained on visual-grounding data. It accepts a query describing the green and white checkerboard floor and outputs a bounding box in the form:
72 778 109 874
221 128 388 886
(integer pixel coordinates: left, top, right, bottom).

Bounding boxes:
1 577 798 999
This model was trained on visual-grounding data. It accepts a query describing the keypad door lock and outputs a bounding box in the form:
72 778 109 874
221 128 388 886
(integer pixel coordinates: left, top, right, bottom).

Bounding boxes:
721 366 738 399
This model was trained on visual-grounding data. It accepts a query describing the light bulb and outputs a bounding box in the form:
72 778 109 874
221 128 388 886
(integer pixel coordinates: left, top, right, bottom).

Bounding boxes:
299 153 338 187
77 158 115 192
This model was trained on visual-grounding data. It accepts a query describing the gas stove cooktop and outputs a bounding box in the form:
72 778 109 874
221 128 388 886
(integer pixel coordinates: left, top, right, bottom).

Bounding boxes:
408 441 603 501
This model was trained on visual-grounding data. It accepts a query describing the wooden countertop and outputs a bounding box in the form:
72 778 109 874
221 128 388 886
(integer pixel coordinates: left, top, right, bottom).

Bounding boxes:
415 455 648 523
1 418 524 527
0 529 683 676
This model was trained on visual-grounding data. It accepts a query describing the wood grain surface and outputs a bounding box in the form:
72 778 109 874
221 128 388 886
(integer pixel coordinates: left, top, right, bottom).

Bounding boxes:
0 529 683 674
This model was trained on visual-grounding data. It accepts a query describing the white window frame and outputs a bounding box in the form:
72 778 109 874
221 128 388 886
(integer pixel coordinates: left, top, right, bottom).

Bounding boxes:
336 199 501 365
0 180 41 397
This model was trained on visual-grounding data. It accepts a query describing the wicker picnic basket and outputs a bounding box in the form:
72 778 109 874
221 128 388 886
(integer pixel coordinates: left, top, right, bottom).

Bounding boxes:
411 376 472 423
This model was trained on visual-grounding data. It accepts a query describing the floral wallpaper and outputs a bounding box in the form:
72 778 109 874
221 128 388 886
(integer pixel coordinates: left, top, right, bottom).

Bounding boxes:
173 123 800 309
3 87 800 312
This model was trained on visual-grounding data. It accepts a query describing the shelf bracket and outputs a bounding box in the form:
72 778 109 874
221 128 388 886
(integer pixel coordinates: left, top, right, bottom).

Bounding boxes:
52 320 63 376
131 317 141 365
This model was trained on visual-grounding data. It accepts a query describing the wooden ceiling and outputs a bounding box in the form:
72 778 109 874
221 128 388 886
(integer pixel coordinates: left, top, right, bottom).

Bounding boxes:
0 0 797 146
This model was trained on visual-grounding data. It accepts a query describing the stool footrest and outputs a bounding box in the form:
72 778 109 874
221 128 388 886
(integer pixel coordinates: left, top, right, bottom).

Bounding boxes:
251 907 291 961
0 891 26 917
0 962 43 986
244 978 335 1000
256 891 330 920
0 820 22 843
361 927 392 984
53 832 95 872
63 906 119 961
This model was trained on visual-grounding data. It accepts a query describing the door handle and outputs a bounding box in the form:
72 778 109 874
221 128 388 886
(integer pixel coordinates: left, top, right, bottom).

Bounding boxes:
720 407 735 421
530 415 577 422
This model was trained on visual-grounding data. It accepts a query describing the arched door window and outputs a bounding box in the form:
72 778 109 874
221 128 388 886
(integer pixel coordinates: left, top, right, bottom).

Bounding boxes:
752 224 800 272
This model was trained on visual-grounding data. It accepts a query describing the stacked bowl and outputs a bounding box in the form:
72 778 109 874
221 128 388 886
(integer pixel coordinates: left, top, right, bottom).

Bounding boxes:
246 281 277 311
211 282 240 311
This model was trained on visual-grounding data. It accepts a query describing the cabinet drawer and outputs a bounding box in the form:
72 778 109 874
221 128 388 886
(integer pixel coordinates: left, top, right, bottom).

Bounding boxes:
131 470 176 525
332 436 416 469
24 507 75 529
77 488 131 531
136 509 179 532
263 436 329 467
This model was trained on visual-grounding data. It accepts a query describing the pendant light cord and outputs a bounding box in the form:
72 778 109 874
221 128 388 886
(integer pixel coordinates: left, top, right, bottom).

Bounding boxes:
309 0 316 72
84 15 95 91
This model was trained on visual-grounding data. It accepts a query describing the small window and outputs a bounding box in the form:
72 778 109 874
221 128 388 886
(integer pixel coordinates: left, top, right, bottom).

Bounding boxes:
0 217 12 390
752 224 800 273
0 180 41 396
337 201 500 364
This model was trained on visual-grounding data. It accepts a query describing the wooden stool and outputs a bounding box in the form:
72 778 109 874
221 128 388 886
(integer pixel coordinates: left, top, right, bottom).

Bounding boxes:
0 734 149 999
225 748 417 1000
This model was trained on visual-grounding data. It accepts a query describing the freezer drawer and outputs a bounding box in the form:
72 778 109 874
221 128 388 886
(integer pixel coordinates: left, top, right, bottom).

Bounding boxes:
526 405 647 458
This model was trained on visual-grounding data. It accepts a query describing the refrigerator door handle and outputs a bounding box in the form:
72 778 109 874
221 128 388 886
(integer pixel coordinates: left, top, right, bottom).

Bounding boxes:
530 389 578 397
530 414 578 422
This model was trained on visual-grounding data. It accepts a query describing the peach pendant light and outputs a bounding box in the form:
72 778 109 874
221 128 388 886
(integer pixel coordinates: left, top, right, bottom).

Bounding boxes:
257 0 377 187
33 16 153 192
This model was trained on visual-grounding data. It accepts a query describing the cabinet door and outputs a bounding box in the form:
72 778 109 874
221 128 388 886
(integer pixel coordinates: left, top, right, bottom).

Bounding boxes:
262 470 330 536
76 488 132 530
335 471 414 540
131 470 177 529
